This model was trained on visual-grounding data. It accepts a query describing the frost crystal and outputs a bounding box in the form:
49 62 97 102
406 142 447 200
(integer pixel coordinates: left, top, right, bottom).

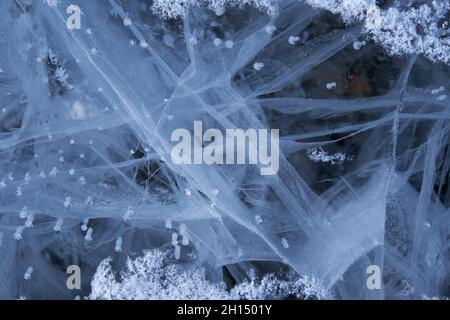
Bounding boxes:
253 62 265 70
307 147 348 165
63 196 72 208
19 206 28 219
85 227 93 241
54 218 63 232
24 267 34 280
115 237 123 253
288 35 300 45
13 227 24 241
326 82 337 90
25 214 34 228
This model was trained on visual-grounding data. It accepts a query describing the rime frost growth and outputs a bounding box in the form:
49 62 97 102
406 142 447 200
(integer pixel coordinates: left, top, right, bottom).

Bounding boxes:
306 0 450 63
150 0 450 63
151 0 276 19
90 250 327 300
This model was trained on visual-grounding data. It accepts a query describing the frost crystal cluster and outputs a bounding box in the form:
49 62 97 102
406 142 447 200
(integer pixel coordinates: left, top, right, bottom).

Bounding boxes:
90 250 326 299
0 0 449 300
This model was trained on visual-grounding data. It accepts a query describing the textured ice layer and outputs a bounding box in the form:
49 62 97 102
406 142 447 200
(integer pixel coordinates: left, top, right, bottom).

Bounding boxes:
0 0 449 299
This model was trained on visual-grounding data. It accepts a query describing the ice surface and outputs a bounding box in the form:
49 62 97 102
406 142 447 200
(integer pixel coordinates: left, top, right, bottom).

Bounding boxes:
0 0 449 299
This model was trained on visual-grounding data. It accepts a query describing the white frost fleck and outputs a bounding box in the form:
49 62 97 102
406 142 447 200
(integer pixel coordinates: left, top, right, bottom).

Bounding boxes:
165 218 172 229
353 40 366 50
85 227 93 241
171 232 178 246
281 237 289 249
49 167 59 177
63 196 72 208
140 40 149 48
431 86 445 95
24 267 34 280
224 40 234 49
181 234 189 246
54 217 63 232
16 186 22 197
326 82 337 90
288 35 300 45
81 218 89 232
264 25 276 34
25 214 34 228
123 207 134 222
14 226 24 241
115 237 123 253
19 206 28 219
174 245 181 260
253 62 264 71
123 18 132 26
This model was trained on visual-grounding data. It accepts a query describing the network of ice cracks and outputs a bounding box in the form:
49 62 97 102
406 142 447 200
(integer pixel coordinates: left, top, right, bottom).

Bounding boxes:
0 0 449 300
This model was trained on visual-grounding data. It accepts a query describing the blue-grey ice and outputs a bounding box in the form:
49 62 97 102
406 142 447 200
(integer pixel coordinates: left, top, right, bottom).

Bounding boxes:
0 0 449 300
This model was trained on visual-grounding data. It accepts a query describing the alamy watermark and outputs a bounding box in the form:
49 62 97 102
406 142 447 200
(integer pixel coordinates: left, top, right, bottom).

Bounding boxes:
366 265 381 290
45 2 82 30
66 5 81 30
66 265 81 290
170 121 280 175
